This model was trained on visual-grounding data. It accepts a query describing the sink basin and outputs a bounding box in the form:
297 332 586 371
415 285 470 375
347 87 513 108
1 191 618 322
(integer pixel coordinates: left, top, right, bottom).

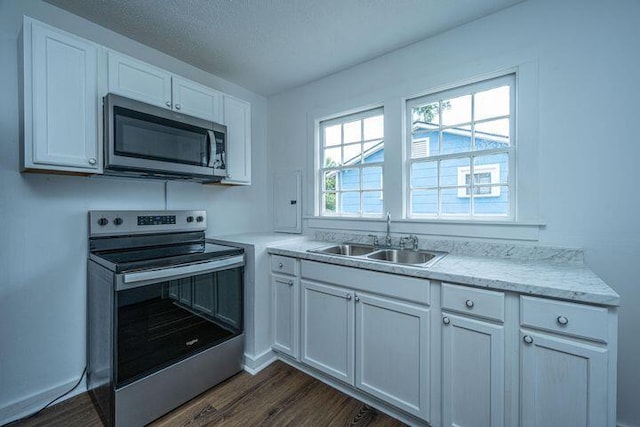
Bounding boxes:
366 249 444 266
309 243 376 256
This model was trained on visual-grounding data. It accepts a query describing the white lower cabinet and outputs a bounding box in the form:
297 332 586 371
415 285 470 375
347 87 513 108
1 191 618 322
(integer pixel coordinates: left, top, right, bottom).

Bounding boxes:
300 278 430 420
271 273 299 358
269 257 617 427
441 313 504 427
355 293 430 419
520 331 610 427
519 295 615 427
301 280 355 384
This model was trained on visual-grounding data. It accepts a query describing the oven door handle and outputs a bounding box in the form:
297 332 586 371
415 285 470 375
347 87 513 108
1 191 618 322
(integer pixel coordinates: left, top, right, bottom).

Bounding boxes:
122 255 244 284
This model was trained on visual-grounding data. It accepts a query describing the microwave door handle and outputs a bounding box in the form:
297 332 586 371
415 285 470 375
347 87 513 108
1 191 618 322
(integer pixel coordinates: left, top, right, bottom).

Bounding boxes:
207 130 215 167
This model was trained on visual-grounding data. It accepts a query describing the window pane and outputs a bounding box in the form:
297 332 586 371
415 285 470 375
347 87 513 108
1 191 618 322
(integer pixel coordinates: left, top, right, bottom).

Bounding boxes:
340 192 360 213
362 167 382 190
442 157 470 187
362 191 383 214
441 95 471 126
343 143 361 164
411 161 437 188
324 124 341 146
322 192 336 214
340 168 360 191
343 120 361 143
475 119 510 148
324 147 341 167
441 187 470 215
473 185 509 216
323 171 337 191
363 140 383 163
441 125 472 155
411 189 437 215
412 101 440 126
474 154 508 184
363 115 383 140
475 85 510 121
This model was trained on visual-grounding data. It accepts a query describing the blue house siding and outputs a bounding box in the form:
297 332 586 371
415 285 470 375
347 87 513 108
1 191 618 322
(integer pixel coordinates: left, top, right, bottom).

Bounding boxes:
338 130 509 215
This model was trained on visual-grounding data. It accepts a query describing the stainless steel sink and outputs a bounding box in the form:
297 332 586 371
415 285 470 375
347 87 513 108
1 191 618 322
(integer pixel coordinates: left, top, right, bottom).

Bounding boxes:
308 244 446 267
366 249 437 265
309 243 376 256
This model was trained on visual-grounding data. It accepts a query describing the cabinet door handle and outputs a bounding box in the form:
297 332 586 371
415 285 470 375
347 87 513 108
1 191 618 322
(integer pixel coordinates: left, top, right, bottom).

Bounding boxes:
523 335 534 345
175 104 181 110
557 316 569 326
88 158 96 165
278 262 283 269
354 295 360 302
165 101 171 108
346 294 352 301
286 280 293 286
442 316 450 325
465 299 474 308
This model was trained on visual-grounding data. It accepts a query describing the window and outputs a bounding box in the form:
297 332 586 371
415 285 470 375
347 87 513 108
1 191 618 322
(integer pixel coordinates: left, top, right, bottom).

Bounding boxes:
407 74 514 218
319 108 384 216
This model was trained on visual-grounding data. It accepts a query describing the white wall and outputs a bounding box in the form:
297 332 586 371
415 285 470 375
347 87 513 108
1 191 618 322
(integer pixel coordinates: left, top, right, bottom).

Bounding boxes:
268 0 640 425
0 0 269 422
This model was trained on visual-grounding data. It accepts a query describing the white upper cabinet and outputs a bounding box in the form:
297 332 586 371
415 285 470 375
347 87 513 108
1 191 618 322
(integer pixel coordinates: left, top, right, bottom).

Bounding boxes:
221 96 251 185
107 51 223 123
107 51 172 109
23 17 101 173
172 77 223 123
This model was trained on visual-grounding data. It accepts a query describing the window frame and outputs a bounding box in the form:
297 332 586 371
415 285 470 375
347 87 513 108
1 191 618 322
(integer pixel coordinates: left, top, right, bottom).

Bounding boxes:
405 74 516 220
317 107 384 217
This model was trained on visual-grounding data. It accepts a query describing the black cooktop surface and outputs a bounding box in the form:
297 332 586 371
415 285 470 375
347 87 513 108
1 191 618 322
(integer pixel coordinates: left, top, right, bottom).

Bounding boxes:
92 242 243 273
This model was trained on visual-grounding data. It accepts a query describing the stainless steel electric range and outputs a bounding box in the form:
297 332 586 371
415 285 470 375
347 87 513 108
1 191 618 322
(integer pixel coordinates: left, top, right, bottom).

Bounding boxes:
87 210 244 427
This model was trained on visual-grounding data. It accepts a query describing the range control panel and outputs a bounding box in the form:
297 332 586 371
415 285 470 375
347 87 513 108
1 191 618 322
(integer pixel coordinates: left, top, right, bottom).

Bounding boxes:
89 210 206 237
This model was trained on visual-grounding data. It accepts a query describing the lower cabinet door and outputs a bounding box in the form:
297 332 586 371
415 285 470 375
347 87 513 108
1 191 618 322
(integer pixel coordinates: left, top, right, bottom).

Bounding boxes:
271 274 299 358
442 313 505 427
355 292 430 420
301 280 354 385
520 330 609 427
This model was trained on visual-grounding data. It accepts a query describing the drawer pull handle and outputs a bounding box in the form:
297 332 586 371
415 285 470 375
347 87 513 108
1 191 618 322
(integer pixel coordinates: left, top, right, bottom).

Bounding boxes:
442 316 451 325
346 294 352 301
465 299 474 308
557 316 569 326
278 262 283 268
523 335 534 345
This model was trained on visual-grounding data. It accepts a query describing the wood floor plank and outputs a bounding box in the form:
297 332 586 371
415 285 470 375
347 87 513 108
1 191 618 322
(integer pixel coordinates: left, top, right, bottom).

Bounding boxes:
8 361 407 427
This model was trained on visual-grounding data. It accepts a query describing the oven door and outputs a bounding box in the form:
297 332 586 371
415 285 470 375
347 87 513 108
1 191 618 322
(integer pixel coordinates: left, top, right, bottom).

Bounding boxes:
114 256 243 388
104 94 227 179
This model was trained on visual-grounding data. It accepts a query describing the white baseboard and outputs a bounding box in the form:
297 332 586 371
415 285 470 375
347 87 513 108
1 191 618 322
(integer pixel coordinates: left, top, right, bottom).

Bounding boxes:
0 376 86 426
242 349 277 375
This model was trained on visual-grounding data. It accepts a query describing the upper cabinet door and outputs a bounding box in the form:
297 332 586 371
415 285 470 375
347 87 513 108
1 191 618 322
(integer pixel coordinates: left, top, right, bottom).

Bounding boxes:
172 77 223 122
25 18 100 172
107 51 172 109
221 96 251 185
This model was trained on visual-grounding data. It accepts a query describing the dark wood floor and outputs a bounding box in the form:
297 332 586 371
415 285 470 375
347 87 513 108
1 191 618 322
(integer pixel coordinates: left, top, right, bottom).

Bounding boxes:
9 361 406 426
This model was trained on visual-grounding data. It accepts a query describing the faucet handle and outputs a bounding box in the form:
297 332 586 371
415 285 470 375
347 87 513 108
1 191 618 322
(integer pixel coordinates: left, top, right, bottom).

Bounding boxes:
367 234 379 247
409 234 419 250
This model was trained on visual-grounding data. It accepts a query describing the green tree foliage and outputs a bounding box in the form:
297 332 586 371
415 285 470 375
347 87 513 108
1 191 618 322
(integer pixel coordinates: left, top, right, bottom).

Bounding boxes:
411 101 451 127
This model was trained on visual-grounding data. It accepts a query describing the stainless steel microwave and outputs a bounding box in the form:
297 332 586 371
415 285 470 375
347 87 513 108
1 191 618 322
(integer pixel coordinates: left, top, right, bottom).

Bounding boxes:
104 93 227 181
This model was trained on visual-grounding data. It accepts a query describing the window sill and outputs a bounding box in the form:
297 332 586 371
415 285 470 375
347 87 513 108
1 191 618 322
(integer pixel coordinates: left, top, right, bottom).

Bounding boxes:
304 216 544 242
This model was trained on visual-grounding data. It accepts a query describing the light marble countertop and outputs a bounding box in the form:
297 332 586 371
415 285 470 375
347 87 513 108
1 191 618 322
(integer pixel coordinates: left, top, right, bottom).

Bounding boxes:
268 240 620 307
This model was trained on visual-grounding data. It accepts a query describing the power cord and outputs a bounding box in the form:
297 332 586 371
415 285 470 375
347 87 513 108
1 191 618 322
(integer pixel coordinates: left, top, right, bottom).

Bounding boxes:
2 367 87 426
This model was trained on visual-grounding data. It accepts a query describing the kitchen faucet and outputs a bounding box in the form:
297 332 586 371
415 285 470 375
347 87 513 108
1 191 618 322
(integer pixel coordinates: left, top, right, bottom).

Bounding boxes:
384 211 392 247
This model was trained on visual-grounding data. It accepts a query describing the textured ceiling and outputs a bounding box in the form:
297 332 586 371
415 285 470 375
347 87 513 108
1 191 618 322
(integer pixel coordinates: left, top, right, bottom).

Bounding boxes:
44 0 524 96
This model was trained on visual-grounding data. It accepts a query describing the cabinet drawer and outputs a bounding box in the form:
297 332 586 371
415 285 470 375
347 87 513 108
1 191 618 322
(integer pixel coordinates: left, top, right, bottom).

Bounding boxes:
520 296 609 343
442 283 505 322
271 255 297 276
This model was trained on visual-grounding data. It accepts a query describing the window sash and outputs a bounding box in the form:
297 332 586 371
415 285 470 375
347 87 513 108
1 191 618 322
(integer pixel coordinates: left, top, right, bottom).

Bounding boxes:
406 74 515 219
